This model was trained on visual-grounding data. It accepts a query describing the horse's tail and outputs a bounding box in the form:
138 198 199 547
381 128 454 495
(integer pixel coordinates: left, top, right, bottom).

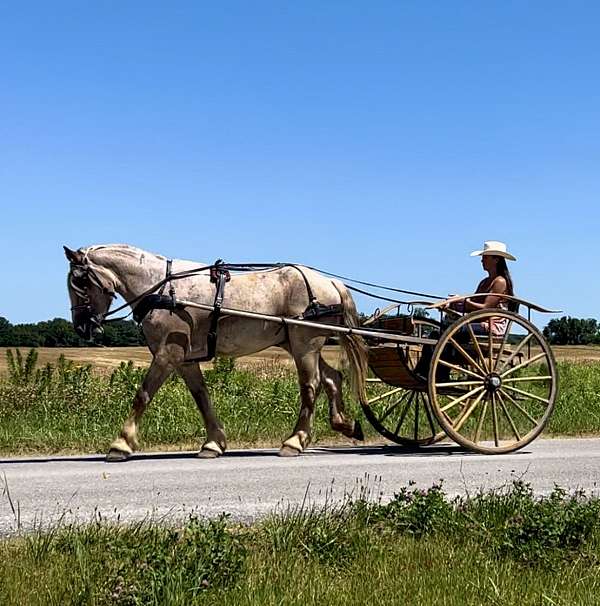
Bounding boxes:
332 280 368 403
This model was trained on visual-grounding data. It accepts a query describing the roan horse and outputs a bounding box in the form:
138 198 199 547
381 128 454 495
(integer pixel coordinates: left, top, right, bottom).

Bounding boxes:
64 244 368 460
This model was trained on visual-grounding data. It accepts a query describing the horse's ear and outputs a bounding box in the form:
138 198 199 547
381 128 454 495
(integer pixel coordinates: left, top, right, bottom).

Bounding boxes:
63 246 84 264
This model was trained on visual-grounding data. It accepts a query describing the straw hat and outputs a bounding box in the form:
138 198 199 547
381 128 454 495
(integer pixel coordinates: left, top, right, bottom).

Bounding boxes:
470 240 516 261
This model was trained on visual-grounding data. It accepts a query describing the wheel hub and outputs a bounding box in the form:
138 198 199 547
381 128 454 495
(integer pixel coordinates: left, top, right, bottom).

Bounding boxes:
484 373 502 392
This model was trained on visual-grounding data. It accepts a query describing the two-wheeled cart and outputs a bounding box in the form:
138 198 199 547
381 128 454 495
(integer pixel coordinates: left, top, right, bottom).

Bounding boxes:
361 296 558 454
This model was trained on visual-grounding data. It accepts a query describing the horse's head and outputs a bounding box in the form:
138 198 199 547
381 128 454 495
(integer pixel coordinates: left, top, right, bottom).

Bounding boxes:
64 246 117 340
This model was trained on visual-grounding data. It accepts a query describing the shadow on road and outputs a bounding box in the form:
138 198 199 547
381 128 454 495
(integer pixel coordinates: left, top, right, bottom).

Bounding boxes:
0 443 531 465
306 444 530 458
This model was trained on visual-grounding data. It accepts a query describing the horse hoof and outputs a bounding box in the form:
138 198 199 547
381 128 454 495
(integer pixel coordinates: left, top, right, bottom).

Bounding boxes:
197 448 220 459
106 449 130 462
352 419 365 441
278 445 301 457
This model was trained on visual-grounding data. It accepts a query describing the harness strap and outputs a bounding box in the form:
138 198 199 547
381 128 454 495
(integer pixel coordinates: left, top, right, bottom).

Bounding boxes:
203 261 230 361
289 265 317 305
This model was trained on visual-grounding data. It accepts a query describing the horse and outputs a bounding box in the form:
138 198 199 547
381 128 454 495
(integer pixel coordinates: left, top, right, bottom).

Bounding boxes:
64 244 368 460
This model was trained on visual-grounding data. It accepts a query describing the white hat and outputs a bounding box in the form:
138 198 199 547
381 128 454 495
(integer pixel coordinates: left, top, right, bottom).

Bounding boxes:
470 240 516 261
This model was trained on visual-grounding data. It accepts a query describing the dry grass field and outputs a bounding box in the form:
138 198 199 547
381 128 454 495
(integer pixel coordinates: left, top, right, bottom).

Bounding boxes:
0 345 343 374
0 344 598 375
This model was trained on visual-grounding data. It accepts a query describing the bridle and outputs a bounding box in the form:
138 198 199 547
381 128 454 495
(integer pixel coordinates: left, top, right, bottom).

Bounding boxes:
68 262 117 335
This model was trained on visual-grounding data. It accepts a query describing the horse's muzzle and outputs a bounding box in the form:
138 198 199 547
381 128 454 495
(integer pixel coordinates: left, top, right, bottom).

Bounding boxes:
73 307 105 341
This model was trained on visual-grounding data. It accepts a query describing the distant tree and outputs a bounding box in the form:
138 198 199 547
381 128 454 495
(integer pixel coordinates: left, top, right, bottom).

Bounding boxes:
543 316 600 345
37 318 84 346
102 321 145 346
8 324 43 347
0 317 145 347
0 317 11 346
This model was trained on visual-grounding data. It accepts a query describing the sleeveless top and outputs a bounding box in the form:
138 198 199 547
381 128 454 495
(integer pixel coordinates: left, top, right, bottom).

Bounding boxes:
478 278 510 336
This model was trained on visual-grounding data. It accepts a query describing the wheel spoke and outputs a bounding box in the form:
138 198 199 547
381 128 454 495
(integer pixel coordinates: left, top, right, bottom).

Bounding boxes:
435 380 484 388
499 388 540 426
440 385 486 412
453 390 486 432
497 391 521 441
368 386 404 405
421 393 437 437
503 376 553 383
414 395 420 441
497 333 534 372
437 359 485 380
394 392 415 436
502 384 550 405
488 322 493 374
474 400 488 443
448 338 488 376
491 392 499 447
492 320 513 372
467 322 489 372
378 392 409 423
500 352 547 378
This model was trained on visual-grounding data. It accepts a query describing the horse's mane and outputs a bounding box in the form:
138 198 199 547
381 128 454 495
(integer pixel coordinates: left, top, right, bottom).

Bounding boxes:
82 244 168 263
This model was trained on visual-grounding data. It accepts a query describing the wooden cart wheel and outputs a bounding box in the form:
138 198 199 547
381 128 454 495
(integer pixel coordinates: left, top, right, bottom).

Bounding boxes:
361 318 445 446
428 309 557 454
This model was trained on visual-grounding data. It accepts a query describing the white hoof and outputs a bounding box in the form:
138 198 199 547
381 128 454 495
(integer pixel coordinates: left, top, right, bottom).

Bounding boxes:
198 440 224 459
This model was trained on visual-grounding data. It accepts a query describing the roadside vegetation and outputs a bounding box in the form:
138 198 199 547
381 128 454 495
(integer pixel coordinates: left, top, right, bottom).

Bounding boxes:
2 481 600 604
1 349 600 455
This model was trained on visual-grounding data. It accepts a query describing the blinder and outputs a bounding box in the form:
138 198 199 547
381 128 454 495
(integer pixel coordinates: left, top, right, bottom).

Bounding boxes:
68 262 116 340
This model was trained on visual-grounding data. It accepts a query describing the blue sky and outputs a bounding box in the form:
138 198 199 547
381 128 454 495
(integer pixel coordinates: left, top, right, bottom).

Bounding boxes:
1 1 598 325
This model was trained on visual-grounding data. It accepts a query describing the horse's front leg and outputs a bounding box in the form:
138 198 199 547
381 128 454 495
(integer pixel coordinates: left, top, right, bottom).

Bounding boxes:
178 363 227 459
107 354 174 461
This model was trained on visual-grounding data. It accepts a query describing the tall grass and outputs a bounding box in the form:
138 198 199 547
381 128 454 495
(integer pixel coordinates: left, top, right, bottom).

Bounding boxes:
0 350 600 454
2 482 600 605
549 361 600 434
0 351 360 454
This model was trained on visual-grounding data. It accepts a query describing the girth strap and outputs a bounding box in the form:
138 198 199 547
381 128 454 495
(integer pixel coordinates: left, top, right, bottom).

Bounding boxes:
203 260 231 361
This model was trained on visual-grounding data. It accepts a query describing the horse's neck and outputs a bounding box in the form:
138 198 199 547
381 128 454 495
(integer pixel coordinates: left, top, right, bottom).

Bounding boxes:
88 246 167 303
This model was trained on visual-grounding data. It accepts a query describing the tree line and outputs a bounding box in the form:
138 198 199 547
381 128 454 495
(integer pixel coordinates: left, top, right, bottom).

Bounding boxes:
542 317 600 345
0 315 598 347
0 317 145 347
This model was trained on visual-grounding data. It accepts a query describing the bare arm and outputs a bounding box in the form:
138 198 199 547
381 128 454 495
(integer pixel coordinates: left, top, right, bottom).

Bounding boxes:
464 276 507 311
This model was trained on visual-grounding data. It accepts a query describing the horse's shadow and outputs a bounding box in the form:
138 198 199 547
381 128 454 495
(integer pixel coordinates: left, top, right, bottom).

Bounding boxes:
0 443 530 465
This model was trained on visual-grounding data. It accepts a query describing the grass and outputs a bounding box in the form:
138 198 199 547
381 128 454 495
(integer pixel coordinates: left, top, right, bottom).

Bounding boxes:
1 349 600 456
549 360 600 435
2 482 600 605
0 352 359 455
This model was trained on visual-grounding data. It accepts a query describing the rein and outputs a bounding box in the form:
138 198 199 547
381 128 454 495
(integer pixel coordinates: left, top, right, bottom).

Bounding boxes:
69 257 445 334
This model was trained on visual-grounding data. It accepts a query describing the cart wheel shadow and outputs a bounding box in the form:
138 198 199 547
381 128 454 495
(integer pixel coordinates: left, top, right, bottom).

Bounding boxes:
305 443 532 458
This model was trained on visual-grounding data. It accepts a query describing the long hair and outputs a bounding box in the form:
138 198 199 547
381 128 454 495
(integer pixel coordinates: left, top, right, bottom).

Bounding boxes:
497 257 518 312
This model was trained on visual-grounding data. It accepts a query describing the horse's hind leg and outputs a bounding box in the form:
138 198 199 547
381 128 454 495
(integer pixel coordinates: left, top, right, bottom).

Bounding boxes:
107 353 174 461
319 357 364 441
280 338 323 457
178 363 227 459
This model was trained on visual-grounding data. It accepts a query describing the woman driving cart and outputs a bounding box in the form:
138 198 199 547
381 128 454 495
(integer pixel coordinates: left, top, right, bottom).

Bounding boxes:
414 240 517 378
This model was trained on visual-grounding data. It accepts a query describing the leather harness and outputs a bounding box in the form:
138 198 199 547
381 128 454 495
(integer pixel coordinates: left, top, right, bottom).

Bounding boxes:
132 260 342 361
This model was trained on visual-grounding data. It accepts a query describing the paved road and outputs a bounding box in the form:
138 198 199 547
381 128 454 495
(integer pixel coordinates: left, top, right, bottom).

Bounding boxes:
2 438 600 536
